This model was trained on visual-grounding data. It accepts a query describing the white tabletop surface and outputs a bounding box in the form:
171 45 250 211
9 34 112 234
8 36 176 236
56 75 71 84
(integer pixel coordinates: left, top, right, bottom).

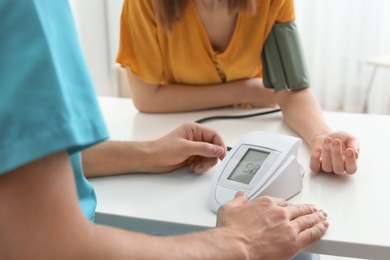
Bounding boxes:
90 96 390 259
366 55 390 68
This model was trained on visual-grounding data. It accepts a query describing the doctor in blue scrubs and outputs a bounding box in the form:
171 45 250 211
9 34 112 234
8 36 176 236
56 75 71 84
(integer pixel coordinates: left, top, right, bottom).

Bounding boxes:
0 1 328 259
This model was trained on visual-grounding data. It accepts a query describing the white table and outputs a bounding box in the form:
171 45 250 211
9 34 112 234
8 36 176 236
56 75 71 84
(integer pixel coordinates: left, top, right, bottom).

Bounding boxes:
365 55 390 112
90 96 390 259
367 55 390 68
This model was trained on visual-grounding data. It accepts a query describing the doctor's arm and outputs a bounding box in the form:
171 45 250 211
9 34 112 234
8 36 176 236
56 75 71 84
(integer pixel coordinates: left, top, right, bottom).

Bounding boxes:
82 122 227 177
125 67 276 113
0 151 328 260
275 88 359 174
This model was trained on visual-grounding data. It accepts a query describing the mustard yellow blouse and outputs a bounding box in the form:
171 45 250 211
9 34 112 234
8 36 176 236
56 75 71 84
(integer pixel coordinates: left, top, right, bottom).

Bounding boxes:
116 0 295 86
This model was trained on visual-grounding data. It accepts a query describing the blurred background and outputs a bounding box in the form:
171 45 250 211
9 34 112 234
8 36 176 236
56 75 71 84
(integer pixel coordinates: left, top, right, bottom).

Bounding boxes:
69 0 390 114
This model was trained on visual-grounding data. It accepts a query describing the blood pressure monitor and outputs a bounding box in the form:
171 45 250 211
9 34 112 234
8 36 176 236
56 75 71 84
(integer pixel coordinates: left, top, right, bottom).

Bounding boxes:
209 131 305 213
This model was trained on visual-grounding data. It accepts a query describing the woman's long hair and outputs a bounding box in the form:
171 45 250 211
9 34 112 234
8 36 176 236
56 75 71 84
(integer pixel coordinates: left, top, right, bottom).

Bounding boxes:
153 0 257 32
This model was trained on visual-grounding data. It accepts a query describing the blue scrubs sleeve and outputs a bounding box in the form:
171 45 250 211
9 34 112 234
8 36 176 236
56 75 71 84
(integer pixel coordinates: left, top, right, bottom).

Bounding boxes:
0 0 109 220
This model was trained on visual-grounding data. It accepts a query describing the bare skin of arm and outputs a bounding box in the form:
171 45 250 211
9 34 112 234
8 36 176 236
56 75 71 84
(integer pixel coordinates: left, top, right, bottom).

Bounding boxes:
82 122 227 177
126 67 277 113
0 150 328 260
275 88 359 174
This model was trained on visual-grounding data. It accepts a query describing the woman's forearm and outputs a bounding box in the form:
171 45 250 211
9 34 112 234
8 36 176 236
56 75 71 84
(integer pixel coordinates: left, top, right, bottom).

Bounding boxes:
276 88 333 147
126 68 274 113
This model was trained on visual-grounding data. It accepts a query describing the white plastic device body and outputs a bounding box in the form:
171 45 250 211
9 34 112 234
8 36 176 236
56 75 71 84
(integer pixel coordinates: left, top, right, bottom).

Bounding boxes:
209 131 304 213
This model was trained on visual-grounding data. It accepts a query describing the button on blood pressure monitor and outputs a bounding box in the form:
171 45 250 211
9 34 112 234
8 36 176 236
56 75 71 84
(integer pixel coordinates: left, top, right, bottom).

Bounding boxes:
209 131 305 213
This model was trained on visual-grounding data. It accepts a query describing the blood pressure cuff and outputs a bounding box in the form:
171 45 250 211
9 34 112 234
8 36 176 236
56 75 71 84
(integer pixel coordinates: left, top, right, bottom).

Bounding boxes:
261 22 310 92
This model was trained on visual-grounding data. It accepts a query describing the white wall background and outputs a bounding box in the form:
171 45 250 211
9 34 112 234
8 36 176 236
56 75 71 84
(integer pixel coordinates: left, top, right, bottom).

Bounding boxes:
294 0 390 114
70 0 390 114
69 0 123 97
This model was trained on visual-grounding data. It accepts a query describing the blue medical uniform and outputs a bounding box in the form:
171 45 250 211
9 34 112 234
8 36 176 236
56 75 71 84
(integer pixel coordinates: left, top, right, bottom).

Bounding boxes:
0 0 109 221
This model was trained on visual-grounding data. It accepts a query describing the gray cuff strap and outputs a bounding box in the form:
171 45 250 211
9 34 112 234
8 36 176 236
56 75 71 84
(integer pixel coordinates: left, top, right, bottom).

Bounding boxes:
262 22 310 92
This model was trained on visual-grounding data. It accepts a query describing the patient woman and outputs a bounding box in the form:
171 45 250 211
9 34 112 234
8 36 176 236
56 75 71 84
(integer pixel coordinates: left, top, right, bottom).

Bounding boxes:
116 0 360 175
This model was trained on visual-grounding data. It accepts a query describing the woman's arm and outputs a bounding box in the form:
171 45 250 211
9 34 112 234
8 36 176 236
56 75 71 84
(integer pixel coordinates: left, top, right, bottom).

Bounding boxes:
275 88 359 174
275 88 331 145
126 67 277 113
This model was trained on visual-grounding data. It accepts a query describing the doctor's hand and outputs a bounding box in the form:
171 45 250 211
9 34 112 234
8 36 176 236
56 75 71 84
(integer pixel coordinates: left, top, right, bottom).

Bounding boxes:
216 192 329 260
310 131 360 175
149 121 227 174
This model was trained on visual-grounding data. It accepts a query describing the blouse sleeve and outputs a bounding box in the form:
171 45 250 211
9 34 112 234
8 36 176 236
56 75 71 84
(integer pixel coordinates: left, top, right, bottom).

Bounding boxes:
116 0 164 84
275 0 296 23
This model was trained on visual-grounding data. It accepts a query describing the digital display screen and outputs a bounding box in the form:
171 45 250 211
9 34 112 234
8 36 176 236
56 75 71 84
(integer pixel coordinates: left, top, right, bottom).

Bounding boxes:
228 149 270 184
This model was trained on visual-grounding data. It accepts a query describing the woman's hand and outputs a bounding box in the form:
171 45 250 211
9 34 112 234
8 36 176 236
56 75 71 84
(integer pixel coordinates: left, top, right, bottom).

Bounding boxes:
309 131 360 174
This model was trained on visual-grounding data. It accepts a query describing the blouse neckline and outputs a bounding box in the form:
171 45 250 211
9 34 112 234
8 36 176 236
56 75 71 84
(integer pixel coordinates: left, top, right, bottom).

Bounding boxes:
188 0 242 58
